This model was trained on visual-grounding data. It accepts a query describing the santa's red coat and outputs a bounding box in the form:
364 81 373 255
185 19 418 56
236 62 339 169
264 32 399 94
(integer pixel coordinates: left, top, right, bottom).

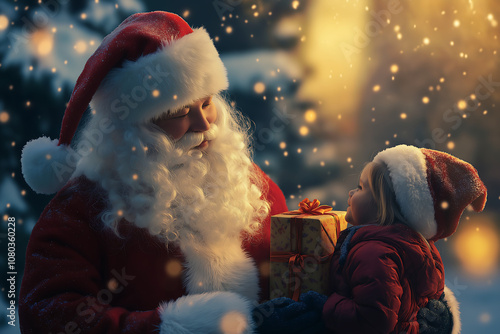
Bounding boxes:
19 166 288 333
323 224 445 334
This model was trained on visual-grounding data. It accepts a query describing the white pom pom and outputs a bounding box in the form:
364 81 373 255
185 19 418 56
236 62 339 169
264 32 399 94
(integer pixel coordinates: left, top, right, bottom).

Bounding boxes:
21 137 78 194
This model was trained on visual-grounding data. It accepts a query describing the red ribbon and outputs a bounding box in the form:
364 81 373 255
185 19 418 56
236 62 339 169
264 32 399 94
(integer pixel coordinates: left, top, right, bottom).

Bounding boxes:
271 199 341 301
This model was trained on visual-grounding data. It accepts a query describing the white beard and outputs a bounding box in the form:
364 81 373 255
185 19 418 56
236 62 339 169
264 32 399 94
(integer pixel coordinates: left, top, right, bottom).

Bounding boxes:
73 96 269 301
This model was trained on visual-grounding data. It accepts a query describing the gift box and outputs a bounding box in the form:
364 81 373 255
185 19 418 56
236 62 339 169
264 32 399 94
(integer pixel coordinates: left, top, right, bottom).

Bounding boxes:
270 198 348 300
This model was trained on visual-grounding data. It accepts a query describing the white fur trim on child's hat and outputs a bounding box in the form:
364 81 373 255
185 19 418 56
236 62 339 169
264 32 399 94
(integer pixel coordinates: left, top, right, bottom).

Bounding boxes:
373 145 437 239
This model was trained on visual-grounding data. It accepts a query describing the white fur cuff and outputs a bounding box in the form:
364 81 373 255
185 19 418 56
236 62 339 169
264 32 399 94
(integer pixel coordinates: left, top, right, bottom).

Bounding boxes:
443 286 461 334
158 292 254 334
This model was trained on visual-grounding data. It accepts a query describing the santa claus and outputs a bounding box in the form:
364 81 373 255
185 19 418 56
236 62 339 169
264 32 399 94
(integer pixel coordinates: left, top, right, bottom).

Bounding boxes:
19 11 287 333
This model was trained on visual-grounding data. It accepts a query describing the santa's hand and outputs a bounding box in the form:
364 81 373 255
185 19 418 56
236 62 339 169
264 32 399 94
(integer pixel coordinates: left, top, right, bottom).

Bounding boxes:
417 292 453 334
159 291 253 334
252 296 323 334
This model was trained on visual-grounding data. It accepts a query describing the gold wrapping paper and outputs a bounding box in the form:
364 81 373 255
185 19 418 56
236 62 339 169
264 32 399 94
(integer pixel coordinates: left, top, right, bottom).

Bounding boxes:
270 204 348 300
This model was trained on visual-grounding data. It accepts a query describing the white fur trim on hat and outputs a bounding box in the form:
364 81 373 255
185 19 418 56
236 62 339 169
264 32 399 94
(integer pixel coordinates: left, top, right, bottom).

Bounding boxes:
90 27 228 123
443 285 461 334
373 144 437 239
21 137 78 194
158 291 254 334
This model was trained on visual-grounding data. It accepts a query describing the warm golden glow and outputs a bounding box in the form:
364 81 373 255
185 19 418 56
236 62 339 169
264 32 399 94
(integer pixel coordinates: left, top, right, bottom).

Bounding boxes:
304 109 317 123
253 82 266 94
297 0 368 124
0 111 9 123
0 15 8 30
31 30 53 56
220 311 247 334
454 216 499 277
457 100 467 110
107 278 119 292
299 126 309 136
165 260 183 278
74 40 87 54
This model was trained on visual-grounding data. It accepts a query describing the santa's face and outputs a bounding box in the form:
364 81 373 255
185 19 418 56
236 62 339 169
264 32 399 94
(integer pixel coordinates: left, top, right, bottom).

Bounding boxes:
76 95 269 243
153 96 217 150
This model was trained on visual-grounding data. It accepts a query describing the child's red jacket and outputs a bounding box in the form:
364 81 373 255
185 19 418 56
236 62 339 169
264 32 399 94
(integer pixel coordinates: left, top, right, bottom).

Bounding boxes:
323 223 445 334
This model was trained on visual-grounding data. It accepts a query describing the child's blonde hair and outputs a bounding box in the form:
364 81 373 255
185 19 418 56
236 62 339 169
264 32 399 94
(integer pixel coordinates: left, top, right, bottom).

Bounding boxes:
364 161 406 226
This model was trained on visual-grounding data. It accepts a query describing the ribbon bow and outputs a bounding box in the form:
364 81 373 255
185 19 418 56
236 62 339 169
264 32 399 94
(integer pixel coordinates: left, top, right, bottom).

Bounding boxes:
290 198 333 215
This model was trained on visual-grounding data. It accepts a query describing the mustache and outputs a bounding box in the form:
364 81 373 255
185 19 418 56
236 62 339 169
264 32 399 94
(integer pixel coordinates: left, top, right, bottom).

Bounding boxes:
174 123 219 151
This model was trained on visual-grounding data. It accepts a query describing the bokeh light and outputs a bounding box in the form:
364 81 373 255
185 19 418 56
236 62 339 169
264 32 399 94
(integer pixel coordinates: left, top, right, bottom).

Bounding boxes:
31 30 54 56
454 216 499 277
0 15 8 30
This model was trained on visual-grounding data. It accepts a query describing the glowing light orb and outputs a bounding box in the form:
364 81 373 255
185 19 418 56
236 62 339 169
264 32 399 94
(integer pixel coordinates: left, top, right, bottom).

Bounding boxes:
479 313 491 324
304 109 317 123
31 30 54 56
299 126 309 136
454 217 499 277
74 40 87 54
422 96 430 104
165 260 183 278
0 111 9 123
390 64 399 73
457 100 467 110
107 278 119 291
253 82 265 94
220 311 247 334
0 15 9 30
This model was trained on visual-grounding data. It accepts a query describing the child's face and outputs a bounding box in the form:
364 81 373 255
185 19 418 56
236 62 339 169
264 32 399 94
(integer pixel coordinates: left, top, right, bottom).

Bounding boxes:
345 166 379 226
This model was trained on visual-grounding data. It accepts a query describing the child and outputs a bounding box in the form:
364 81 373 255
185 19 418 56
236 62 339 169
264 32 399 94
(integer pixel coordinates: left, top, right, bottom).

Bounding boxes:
323 144 487 334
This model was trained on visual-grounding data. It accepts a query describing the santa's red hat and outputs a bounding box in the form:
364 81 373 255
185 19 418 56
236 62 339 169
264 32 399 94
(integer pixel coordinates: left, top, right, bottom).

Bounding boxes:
373 144 487 240
21 11 228 194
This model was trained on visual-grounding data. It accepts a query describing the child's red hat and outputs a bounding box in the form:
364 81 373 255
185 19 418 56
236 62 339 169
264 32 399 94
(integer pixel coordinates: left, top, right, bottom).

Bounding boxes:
373 145 487 240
